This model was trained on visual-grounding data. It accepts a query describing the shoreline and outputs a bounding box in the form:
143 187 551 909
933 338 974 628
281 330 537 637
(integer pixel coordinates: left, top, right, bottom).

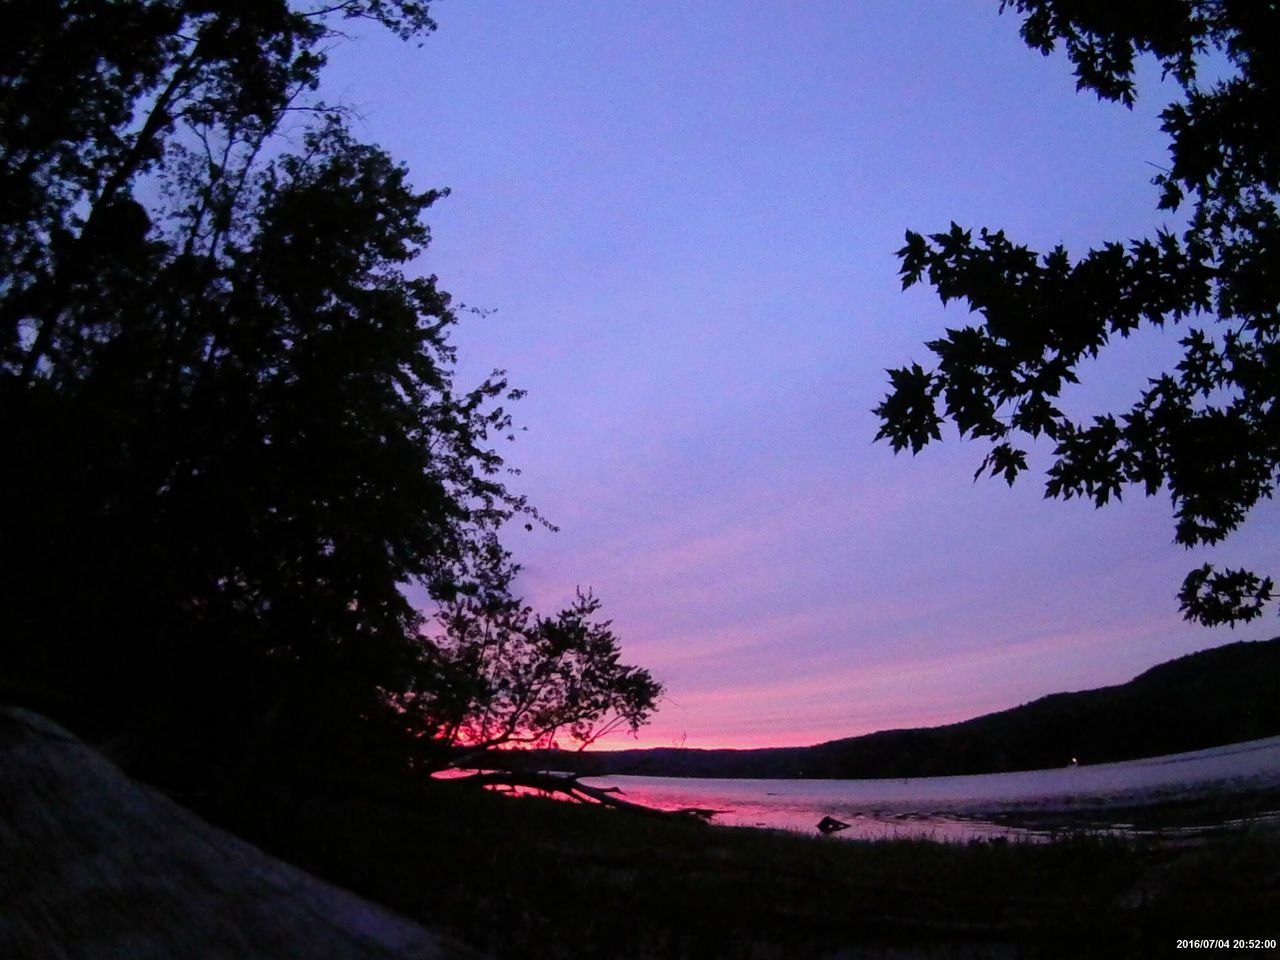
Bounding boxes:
571 737 1280 842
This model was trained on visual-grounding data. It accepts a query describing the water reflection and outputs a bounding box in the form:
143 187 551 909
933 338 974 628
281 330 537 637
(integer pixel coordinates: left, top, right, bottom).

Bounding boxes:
577 735 1280 842
577 776 1055 842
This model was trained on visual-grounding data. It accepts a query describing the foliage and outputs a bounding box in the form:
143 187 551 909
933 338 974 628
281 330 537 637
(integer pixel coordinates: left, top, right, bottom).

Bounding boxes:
397 579 663 766
0 1 657 790
430 589 661 754
873 0 1278 626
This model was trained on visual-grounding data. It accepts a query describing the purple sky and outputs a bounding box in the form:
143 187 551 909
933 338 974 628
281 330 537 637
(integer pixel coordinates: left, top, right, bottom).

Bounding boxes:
324 2 1280 749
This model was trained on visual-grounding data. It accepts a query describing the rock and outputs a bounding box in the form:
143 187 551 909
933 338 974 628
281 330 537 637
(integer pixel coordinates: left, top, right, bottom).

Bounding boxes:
0 708 486 959
817 815 851 834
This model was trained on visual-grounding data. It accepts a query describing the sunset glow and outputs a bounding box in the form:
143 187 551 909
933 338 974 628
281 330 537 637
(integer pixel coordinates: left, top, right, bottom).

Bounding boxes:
339 3 1280 751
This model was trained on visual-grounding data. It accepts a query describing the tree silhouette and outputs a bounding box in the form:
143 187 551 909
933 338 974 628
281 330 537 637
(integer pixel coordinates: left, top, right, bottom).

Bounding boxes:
399 581 662 769
875 0 1278 627
0 1 658 791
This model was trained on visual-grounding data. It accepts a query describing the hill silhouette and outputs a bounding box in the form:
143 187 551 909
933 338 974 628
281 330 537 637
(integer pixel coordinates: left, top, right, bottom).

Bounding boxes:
498 637 1280 779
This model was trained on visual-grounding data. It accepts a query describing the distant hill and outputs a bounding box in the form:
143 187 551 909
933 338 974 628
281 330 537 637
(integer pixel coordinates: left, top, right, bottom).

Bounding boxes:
498 637 1280 779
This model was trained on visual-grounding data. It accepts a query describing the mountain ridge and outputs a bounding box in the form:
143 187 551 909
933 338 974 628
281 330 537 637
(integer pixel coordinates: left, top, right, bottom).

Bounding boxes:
490 637 1280 779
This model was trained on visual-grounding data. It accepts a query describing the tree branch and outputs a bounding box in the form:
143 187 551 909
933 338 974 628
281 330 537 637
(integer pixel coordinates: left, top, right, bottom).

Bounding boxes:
454 770 719 823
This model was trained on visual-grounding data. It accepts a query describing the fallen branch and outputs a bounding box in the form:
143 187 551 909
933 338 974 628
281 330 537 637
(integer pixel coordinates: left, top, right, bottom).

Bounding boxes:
453 770 719 823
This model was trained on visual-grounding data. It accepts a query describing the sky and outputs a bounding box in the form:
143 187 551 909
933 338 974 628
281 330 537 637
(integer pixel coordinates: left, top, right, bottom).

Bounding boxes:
322 1 1280 750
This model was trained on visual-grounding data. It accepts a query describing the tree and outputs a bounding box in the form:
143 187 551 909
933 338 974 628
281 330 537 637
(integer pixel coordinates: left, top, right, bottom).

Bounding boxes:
397 581 662 770
0 1 658 792
874 0 1278 627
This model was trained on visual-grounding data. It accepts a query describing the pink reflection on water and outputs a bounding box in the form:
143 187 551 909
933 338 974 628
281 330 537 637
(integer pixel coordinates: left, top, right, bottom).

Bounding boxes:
582 776 1047 842
436 737 1280 843
580 736 1280 842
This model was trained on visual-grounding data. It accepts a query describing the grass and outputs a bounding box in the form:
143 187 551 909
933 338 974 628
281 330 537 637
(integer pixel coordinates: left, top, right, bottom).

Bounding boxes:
217 774 1280 959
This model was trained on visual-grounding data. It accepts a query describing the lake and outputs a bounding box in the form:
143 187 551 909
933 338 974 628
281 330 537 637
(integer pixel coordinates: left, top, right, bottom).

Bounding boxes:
578 735 1280 842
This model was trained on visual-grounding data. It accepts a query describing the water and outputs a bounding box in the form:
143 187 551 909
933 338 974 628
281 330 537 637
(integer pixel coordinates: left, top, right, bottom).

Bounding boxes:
578 735 1280 842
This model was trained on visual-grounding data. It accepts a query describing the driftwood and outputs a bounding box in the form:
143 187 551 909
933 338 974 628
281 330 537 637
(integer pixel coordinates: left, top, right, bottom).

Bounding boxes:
455 770 720 823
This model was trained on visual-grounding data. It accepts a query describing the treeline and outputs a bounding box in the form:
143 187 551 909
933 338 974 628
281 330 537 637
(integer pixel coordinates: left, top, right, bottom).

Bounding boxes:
507 637 1280 779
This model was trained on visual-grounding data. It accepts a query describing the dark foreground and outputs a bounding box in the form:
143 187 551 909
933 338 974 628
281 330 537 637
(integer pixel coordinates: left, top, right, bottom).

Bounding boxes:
229 773 1280 959
6 707 1278 959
